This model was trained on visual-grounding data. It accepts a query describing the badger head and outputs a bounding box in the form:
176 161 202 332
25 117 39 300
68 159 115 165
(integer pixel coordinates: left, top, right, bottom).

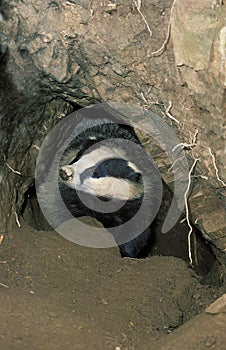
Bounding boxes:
59 146 143 202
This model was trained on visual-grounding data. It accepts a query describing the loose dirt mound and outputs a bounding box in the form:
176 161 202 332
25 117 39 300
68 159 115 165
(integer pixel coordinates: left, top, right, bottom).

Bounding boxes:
0 226 221 349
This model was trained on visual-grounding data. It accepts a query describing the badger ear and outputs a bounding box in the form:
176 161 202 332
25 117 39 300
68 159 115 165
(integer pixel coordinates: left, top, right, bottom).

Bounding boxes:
127 162 142 181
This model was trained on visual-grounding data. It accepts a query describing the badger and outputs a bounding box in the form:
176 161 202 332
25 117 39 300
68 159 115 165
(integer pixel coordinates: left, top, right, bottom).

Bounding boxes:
36 104 162 258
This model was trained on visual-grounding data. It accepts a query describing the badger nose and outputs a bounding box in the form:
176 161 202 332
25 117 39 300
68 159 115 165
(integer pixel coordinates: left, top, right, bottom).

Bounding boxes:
60 166 73 181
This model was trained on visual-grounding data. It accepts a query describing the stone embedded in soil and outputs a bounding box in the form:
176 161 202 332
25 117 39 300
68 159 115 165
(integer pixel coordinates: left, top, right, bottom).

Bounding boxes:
205 293 226 314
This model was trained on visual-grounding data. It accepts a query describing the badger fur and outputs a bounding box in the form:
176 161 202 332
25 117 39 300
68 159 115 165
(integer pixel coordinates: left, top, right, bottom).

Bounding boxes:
37 105 162 258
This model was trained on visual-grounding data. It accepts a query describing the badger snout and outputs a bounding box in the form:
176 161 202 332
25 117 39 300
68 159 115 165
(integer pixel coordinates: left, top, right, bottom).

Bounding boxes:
60 166 74 181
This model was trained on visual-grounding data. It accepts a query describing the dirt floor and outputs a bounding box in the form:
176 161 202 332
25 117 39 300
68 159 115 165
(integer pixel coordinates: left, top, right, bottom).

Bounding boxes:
0 225 226 350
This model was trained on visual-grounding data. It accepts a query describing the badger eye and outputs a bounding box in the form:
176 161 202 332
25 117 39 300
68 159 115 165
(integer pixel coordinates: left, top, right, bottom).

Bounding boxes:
93 170 99 178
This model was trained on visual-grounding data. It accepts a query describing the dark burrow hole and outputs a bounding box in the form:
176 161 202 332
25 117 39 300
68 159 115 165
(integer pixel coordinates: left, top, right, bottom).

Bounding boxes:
20 183 223 286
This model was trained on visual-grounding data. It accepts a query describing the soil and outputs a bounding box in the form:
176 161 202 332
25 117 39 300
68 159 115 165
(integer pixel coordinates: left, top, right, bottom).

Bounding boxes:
0 225 225 350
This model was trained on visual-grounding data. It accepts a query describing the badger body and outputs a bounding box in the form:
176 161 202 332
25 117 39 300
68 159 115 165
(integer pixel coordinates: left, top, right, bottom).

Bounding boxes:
37 105 162 258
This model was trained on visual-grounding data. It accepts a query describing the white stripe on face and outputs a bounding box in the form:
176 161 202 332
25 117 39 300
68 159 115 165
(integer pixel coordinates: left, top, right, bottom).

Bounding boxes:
60 146 143 200
81 177 131 200
60 147 120 187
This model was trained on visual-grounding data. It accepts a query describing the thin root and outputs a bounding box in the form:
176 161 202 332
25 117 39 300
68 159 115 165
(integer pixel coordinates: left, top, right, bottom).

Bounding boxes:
184 158 199 266
15 212 21 228
150 0 177 56
172 129 199 152
32 145 40 151
165 100 179 124
134 0 153 37
208 147 226 187
6 162 22 176
167 155 185 173
0 234 4 245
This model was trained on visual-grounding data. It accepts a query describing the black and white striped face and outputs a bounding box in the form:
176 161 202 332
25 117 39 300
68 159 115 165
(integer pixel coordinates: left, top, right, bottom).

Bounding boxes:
59 146 143 201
